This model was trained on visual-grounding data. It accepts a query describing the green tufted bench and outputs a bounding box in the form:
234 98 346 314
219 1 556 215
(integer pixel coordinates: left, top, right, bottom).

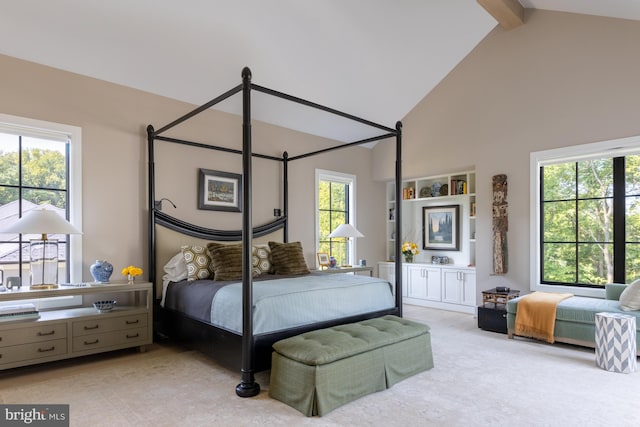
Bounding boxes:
268 315 434 416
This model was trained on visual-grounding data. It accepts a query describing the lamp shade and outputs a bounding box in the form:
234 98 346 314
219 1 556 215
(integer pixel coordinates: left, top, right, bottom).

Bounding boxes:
328 223 364 238
0 207 81 236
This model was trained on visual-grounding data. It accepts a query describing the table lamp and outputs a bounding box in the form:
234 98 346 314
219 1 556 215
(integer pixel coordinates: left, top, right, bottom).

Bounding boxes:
328 223 364 267
0 206 81 289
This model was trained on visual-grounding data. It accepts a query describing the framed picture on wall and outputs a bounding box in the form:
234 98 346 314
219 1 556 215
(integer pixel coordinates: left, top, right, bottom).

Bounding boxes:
422 205 460 251
198 168 243 212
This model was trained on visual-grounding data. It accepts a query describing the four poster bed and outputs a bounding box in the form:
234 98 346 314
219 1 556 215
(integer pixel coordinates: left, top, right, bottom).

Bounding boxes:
148 67 404 397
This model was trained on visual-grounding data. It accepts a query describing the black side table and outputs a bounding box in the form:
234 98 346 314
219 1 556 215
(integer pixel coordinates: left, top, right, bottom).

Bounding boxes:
478 288 520 334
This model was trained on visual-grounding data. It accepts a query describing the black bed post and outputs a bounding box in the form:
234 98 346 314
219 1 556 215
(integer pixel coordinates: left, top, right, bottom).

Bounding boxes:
147 125 156 300
236 67 260 398
395 121 403 317
283 151 289 242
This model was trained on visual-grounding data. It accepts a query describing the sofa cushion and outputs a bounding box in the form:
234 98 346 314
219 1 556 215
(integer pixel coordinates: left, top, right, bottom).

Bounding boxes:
508 295 640 329
605 283 627 301
619 279 640 311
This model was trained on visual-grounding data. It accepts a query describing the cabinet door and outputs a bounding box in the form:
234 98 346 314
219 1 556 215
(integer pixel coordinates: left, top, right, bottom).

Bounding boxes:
442 269 476 306
461 271 476 306
442 270 462 304
406 265 428 299
424 267 441 301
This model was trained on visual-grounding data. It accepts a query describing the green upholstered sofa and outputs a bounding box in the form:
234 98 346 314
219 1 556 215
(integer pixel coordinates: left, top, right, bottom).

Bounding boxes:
506 284 640 353
269 315 433 416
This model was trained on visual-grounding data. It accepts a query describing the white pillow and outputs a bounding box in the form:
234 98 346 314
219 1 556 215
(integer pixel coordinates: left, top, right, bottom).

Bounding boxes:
163 252 188 282
619 279 640 311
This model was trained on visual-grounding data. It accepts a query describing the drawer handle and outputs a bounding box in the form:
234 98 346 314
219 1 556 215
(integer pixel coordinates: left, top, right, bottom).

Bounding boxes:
84 325 99 330
38 346 56 353
125 319 140 325
84 339 100 345
126 333 140 339
37 330 56 336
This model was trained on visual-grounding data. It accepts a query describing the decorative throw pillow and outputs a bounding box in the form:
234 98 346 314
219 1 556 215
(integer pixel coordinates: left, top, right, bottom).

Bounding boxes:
619 279 640 311
268 241 310 275
207 242 244 281
181 245 214 280
253 244 273 276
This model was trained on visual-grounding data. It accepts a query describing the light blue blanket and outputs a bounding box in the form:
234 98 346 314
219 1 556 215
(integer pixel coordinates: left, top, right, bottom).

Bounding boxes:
210 273 395 335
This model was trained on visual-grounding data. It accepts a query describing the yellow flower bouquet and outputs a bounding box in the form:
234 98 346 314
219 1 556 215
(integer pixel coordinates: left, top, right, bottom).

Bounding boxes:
401 242 419 263
122 265 143 283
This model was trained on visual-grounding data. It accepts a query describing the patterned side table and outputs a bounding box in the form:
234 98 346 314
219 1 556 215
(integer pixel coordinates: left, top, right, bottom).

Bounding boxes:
595 312 637 374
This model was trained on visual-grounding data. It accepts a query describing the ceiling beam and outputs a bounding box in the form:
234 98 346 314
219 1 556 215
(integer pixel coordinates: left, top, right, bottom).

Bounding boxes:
477 0 524 30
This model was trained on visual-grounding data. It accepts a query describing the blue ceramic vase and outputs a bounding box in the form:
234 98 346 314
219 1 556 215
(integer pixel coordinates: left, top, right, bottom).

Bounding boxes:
90 260 113 283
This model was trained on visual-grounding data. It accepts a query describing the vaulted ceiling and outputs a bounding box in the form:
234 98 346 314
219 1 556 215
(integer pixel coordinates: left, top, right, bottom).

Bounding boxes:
1 1 639 142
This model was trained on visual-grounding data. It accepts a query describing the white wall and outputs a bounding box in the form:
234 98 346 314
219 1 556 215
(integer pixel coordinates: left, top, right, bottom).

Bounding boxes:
373 10 640 300
0 54 389 283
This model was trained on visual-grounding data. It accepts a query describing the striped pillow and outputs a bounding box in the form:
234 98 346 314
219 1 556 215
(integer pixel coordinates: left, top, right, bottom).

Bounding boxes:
207 242 244 281
268 241 310 275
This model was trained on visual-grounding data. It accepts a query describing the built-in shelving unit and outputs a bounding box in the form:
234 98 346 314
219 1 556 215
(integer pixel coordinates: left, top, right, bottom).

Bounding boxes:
386 170 476 267
383 169 477 311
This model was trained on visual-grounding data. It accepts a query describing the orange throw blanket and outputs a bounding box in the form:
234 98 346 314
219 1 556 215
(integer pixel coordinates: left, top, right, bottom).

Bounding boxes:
514 292 573 343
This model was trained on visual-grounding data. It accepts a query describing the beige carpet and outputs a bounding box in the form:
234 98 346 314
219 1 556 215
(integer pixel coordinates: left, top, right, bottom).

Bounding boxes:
1 305 639 427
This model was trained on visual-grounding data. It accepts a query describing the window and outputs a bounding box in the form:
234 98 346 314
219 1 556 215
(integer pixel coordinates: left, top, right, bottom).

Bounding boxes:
0 114 82 300
531 136 640 296
316 170 356 266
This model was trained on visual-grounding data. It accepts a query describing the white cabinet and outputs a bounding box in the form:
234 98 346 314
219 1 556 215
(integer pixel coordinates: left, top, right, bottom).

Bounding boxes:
0 281 152 370
399 262 476 314
442 267 476 307
378 262 403 297
406 264 441 301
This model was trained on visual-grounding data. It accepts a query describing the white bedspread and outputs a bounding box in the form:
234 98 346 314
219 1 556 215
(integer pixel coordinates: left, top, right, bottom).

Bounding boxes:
210 273 395 335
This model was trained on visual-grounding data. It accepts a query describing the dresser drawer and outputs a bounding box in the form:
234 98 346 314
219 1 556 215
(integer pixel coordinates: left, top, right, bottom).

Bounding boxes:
72 313 147 337
0 323 67 348
0 339 67 365
72 327 147 352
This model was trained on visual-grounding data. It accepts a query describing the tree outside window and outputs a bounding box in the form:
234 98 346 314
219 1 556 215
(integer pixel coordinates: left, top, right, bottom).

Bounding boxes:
541 154 640 287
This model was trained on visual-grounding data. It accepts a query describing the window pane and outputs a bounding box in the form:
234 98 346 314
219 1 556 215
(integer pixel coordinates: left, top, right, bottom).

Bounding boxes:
318 210 331 240
0 242 29 277
22 188 66 210
626 243 640 282
626 196 640 242
318 181 330 210
577 243 612 284
330 211 346 232
542 243 576 283
543 163 575 201
543 201 575 242
330 183 346 210
577 199 613 242
626 154 640 195
0 133 19 186
577 158 613 199
21 137 67 191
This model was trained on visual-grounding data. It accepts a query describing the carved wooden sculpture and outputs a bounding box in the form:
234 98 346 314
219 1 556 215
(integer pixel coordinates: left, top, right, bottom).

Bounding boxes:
492 174 508 274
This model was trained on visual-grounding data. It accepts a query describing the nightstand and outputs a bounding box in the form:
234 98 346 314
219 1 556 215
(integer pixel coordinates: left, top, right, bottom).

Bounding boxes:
478 287 520 334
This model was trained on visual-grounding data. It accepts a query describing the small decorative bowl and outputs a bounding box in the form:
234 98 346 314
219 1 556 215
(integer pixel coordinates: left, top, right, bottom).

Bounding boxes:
93 300 116 312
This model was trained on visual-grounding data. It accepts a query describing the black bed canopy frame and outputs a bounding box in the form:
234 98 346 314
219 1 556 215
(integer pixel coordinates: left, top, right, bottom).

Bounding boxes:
147 67 403 397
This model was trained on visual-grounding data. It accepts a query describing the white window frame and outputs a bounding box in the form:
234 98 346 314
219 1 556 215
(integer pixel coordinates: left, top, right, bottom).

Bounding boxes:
315 169 357 267
530 135 640 298
0 114 82 309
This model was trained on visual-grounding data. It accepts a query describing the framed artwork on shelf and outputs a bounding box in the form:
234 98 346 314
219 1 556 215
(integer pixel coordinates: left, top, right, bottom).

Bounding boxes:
422 205 460 251
198 168 243 212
